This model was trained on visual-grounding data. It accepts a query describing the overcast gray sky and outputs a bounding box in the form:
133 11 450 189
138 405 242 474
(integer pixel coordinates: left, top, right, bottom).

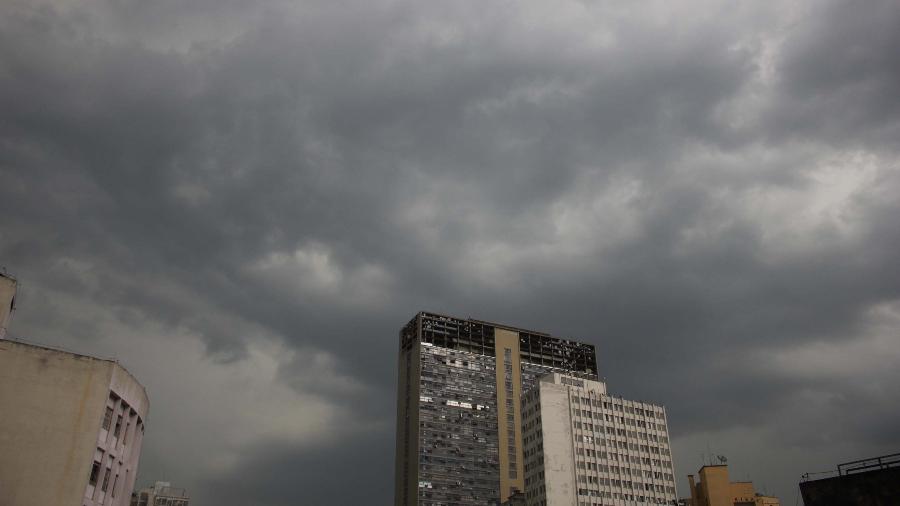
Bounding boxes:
2 0 899 503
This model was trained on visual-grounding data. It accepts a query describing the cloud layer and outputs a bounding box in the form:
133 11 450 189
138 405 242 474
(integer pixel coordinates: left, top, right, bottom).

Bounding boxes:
2 0 899 503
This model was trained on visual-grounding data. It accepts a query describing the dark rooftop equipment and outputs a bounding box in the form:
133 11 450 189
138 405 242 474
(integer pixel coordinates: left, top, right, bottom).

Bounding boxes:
401 311 598 378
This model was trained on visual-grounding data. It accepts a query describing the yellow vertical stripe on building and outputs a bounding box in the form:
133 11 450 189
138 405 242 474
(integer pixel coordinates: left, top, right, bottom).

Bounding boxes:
494 328 524 501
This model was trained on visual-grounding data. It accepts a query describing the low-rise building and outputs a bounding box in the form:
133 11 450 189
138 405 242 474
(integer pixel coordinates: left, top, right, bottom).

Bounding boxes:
131 481 190 506
687 464 779 506
0 338 149 506
521 373 678 505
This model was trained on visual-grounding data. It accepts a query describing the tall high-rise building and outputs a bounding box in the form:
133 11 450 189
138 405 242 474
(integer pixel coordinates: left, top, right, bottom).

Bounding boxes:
521 373 678 506
0 339 149 506
394 311 598 506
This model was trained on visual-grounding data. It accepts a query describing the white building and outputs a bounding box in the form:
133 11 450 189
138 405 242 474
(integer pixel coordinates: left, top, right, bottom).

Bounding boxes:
130 481 190 506
0 339 149 506
521 373 677 506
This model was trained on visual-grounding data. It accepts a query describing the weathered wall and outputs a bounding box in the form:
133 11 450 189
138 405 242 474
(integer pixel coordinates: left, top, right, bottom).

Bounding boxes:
0 274 16 338
699 466 733 506
731 481 756 503
395 343 422 506
539 381 576 506
0 340 148 506
0 340 113 506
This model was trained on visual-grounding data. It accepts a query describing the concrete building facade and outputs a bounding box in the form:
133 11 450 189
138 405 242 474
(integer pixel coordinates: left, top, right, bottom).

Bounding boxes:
395 311 598 506
0 271 16 339
687 465 779 506
131 481 190 506
0 339 149 506
521 373 677 506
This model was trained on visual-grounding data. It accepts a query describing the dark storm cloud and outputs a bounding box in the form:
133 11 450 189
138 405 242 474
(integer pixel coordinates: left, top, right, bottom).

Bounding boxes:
2 0 899 503
201 429 396 506
770 0 900 146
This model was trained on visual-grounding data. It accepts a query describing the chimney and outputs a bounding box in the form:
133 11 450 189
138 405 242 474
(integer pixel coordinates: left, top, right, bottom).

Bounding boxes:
688 474 699 506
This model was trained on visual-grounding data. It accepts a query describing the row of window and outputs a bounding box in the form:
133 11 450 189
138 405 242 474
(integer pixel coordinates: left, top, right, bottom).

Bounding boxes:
576 475 675 494
574 434 669 456
575 461 673 481
88 460 118 497
577 434 671 458
571 396 666 420
576 447 672 469
574 420 668 441
576 488 674 502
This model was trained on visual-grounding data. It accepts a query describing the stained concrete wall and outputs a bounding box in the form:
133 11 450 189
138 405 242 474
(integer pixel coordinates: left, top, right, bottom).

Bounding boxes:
394 340 420 506
538 380 577 506
700 466 733 506
0 340 148 506
0 273 15 338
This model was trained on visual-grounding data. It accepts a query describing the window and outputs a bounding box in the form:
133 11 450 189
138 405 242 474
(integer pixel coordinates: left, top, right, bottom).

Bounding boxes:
89 461 101 485
503 347 516 479
102 407 114 431
111 474 119 497
113 415 123 438
101 468 111 491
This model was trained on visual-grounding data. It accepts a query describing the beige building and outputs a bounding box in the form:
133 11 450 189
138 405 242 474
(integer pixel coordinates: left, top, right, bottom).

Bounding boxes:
131 481 190 506
0 339 149 506
521 373 678 506
0 271 16 339
687 465 779 506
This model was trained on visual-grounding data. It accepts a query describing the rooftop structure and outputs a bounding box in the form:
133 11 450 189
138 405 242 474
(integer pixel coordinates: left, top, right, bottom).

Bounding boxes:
799 452 900 506
687 464 779 506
